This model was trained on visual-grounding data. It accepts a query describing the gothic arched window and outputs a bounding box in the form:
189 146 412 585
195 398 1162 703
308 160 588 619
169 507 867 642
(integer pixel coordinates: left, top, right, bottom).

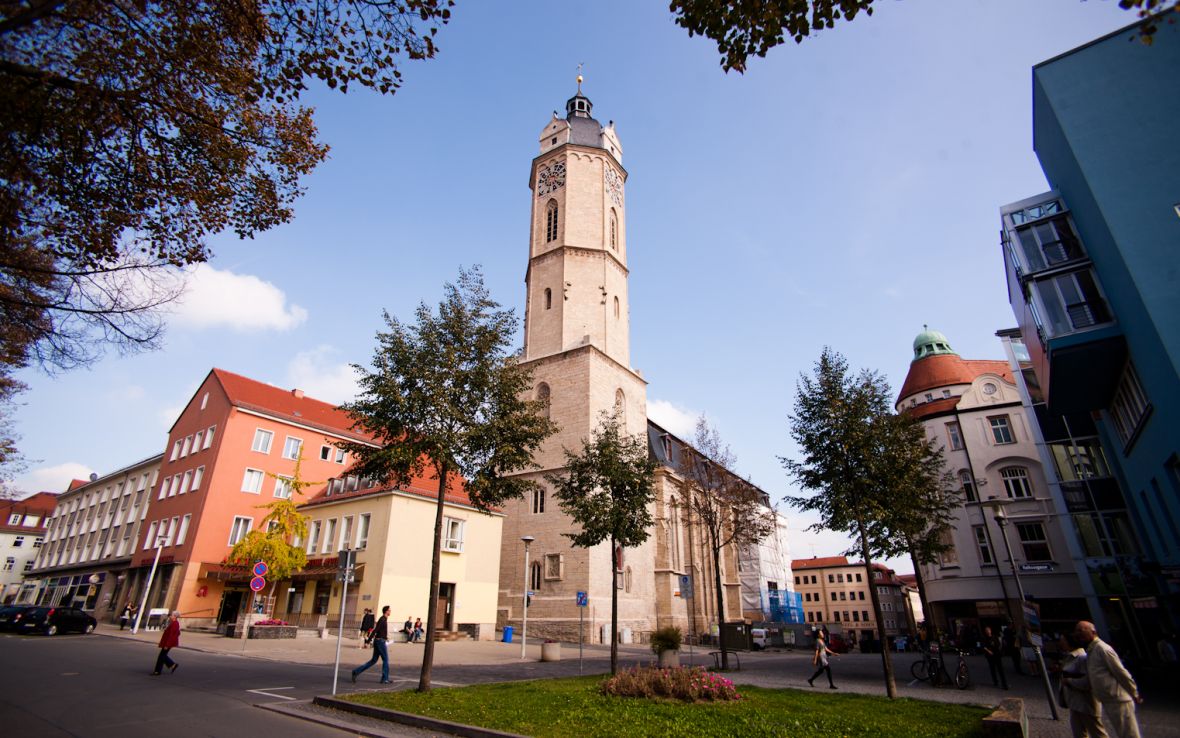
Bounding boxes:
544 287 552 310
537 383 551 419
614 388 626 424
613 296 620 318
609 209 618 250
545 200 558 243
530 560 542 591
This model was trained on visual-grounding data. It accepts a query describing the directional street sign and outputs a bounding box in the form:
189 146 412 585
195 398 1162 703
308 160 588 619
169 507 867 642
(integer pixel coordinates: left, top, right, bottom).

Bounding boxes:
576 591 588 607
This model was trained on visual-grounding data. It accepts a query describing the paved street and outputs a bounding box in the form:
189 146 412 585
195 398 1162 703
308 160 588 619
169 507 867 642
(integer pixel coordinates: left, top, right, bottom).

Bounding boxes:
3 626 1177 737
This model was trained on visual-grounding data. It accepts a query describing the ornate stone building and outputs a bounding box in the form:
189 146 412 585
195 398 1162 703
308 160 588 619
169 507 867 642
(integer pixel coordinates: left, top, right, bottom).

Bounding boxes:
497 83 787 644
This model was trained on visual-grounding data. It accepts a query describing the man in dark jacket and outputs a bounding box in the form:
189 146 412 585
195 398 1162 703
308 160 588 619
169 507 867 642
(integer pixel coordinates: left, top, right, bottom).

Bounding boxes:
982 626 1008 689
358 608 375 649
152 611 181 675
351 606 391 684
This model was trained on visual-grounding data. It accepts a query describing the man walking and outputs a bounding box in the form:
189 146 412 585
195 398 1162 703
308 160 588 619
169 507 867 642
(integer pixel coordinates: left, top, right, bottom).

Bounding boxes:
807 630 838 689
1057 633 1106 738
151 611 181 676
1069 621 1142 738
358 608 375 649
352 605 391 685
982 626 1008 690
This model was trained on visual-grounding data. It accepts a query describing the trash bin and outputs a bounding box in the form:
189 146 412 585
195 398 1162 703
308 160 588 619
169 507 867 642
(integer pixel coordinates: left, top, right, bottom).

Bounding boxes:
502 626 514 643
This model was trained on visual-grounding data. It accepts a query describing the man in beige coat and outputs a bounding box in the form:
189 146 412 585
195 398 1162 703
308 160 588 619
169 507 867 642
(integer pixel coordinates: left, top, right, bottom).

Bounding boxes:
1057 633 1106 738
1068 621 1143 738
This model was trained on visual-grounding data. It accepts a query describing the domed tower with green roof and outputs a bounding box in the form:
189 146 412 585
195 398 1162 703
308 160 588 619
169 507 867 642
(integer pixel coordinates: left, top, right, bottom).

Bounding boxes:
912 325 958 361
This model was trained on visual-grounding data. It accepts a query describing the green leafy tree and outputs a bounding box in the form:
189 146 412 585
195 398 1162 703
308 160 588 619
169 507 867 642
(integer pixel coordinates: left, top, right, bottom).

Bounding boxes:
340 266 557 692
782 347 953 698
670 0 1175 72
226 453 315 611
0 0 452 377
547 411 657 675
678 415 776 670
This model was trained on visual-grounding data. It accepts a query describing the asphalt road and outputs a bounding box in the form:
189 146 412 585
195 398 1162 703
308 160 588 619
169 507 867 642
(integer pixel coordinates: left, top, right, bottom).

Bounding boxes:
0 631 365 737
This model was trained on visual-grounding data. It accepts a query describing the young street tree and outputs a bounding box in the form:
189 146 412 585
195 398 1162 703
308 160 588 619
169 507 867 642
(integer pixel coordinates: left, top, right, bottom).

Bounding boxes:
341 267 556 692
0 1 452 397
678 416 776 670
547 411 657 675
669 0 1173 73
782 347 954 699
226 454 315 611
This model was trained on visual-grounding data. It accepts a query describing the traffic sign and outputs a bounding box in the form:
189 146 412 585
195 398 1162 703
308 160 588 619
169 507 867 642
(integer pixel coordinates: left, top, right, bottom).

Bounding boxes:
678 574 694 599
576 591 588 607
253 561 268 577
249 576 266 592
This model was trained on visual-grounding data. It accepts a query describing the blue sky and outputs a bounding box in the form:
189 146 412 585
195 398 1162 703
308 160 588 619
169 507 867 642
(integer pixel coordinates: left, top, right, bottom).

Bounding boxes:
11 0 1139 570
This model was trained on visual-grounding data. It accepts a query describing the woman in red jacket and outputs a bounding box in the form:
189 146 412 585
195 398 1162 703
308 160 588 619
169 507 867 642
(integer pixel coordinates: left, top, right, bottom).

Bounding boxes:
152 611 181 675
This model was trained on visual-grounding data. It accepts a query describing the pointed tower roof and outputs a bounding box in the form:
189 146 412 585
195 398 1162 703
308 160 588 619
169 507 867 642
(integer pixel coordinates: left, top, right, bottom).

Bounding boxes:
563 75 605 148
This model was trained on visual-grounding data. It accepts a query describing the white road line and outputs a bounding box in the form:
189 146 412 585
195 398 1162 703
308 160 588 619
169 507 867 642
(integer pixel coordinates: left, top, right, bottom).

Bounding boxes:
247 687 297 701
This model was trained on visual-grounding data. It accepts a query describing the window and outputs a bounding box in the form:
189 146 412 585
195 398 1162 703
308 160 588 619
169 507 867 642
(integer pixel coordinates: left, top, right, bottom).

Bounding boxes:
946 422 963 451
320 445 331 461
23 559 34 572
170 440 181 461
142 521 159 551
1001 467 1033 499
274 476 292 499
7 513 21 525
989 415 1015 444
828 574 834 583
181 435 193 457
1016 522 1051 561
203 425 215 449
615 388 626 424
925 393 934 402
839 591 846 601
830 592 837 601
609 209 618 250
938 529 959 566
852 611 860 622
545 200 558 242
532 488 545 514
862 611 870 621
1015 214 1084 272
307 520 322 554
179 470 192 495
544 287 552 310
241 468 264 494
193 430 203 450
341 516 354 549
1109 363 1151 445
3 557 13 572
335 449 346 464
192 466 204 491
33 537 43 548
959 469 977 502
855 573 862 583
176 515 191 546
282 436 303 460
11 535 24 548
537 383 551 419
530 560 543 591
323 518 338 553
252 429 274 454
833 611 840 622
443 518 464 552
228 516 252 546
973 525 993 564
200 391 209 410
613 296 620 318
858 591 865 601
357 513 371 550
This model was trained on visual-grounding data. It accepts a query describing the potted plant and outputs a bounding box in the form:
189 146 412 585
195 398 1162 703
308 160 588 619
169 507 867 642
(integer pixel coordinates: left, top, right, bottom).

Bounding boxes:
651 626 682 668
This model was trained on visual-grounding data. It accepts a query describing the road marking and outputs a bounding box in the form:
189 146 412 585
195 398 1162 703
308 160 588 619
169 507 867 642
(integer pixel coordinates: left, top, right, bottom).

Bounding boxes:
247 687 297 701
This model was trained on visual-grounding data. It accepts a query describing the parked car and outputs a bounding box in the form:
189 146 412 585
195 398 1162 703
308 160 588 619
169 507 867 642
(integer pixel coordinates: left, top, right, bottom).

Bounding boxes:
750 628 769 651
0 604 33 631
15 606 97 636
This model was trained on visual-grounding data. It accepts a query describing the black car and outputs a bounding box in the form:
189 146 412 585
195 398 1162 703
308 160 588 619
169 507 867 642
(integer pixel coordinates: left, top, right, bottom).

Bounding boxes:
15 606 97 636
0 604 33 631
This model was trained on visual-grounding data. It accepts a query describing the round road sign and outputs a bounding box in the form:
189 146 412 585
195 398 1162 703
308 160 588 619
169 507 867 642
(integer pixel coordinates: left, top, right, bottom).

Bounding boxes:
250 576 266 592
253 561 268 577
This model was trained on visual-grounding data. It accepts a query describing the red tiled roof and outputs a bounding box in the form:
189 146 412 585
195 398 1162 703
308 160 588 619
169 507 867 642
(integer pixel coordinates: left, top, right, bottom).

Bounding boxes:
792 556 850 569
67 479 89 491
897 574 918 587
301 470 477 510
211 368 373 443
897 355 1013 405
904 396 961 421
0 492 58 533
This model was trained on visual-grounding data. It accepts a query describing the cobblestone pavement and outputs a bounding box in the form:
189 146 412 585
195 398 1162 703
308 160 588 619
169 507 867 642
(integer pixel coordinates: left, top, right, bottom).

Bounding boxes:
98 624 1176 737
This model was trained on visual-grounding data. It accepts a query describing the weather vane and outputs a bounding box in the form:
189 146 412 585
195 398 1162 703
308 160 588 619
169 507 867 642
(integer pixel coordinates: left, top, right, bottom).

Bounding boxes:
576 62 584 92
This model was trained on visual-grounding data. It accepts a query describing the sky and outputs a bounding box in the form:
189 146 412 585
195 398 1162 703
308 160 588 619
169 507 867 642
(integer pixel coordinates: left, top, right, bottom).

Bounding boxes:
10 0 1142 572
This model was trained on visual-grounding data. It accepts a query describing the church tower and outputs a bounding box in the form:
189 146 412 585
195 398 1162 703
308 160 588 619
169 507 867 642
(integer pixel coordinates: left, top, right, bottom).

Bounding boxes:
498 80 653 642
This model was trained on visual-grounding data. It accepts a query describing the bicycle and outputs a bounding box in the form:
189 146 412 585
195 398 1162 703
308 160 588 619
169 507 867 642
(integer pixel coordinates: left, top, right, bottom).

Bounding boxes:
910 642 970 689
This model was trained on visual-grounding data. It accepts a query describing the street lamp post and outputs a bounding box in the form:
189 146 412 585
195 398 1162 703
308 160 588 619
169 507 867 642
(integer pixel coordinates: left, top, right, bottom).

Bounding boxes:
520 535 534 660
983 497 1059 721
131 534 169 634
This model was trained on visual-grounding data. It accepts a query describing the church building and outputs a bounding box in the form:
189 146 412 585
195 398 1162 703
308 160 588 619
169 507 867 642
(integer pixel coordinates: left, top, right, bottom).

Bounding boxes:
496 81 790 644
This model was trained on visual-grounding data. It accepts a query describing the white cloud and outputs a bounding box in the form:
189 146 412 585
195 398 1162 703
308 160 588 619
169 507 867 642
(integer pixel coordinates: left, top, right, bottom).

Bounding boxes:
287 346 360 405
646 398 699 438
16 462 95 496
171 264 308 332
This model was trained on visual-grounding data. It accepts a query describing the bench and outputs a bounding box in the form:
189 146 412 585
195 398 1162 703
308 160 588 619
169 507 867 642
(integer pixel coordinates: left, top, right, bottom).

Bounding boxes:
708 650 741 671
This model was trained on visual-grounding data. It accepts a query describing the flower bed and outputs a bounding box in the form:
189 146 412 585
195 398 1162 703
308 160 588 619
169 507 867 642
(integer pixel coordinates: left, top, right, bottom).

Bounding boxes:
247 623 297 639
601 666 740 702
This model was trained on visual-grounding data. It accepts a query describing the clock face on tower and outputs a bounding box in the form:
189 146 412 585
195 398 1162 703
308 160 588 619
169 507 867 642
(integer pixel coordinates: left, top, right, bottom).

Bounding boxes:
605 167 623 207
536 161 567 197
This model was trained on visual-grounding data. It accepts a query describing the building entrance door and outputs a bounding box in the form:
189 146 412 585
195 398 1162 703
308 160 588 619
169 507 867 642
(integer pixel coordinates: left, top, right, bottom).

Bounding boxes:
436 583 454 631
217 589 244 625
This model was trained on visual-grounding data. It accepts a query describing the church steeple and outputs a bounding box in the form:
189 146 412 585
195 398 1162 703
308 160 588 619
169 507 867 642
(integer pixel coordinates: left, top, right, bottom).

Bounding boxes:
566 74 593 119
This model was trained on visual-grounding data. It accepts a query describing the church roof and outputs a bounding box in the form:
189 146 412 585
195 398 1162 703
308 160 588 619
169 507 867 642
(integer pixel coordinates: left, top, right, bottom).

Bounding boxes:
564 77 606 148
647 420 772 507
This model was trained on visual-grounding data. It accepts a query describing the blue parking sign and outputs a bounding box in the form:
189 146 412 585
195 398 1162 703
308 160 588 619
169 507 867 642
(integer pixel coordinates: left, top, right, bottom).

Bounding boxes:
576 591 588 607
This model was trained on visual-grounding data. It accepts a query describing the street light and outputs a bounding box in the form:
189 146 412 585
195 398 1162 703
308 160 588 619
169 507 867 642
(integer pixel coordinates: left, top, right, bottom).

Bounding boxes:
131 532 169 634
520 535 534 660
982 497 1059 721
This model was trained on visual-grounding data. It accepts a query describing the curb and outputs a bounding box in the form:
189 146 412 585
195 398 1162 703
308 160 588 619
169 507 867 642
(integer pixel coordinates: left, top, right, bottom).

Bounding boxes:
313 694 528 738
257 699 407 738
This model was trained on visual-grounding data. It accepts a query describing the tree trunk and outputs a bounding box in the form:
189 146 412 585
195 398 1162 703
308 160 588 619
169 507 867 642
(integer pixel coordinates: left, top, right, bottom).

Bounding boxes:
418 462 448 692
859 520 897 699
905 538 932 631
711 533 728 671
610 535 618 675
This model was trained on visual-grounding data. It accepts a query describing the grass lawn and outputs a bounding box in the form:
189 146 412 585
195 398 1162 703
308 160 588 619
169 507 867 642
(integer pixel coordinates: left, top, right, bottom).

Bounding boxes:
344 676 991 738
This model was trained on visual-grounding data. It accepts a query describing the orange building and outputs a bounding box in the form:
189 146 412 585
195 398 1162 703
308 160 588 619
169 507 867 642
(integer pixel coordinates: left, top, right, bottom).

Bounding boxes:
126 369 376 628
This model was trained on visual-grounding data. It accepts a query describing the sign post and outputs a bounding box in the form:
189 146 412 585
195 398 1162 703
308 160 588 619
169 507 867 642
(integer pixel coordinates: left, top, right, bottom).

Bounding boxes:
678 574 695 664
576 591 588 673
332 549 356 695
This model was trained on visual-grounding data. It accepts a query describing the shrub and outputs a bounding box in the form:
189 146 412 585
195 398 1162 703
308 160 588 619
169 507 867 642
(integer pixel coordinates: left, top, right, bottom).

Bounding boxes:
254 618 289 626
601 666 740 702
649 626 682 654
